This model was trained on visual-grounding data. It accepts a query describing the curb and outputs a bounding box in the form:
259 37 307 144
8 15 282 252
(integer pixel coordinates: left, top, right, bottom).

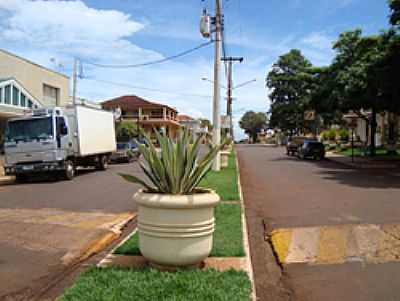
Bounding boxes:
97 227 138 267
62 213 136 266
0 176 15 186
235 148 257 301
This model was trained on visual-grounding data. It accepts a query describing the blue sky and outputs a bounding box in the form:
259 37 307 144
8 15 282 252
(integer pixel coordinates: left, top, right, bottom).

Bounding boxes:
0 0 391 138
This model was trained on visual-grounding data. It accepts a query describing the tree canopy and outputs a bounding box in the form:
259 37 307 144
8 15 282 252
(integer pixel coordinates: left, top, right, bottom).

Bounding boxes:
239 111 267 143
115 121 138 142
265 0 400 156
390 0 400 26
266 49 315 134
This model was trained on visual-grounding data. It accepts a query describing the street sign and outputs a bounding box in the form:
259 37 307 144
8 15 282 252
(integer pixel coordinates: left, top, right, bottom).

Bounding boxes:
304 110 316 121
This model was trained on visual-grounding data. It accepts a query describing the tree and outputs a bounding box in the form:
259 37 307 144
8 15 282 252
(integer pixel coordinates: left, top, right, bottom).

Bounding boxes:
308 66 344 126
390 0 400 26
266 49 314 134
199 118 213 132
239 111 267 143
115 121 138 141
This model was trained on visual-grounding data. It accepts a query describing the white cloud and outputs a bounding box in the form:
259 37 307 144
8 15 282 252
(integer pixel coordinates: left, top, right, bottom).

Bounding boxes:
302 32 333 50
0 0 160 63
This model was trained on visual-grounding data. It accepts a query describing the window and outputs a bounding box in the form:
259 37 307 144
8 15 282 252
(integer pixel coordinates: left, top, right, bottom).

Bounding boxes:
20 93 26 107
7 117 53 142
43 84 59 105
27 99 33 108
4 85 11 104
12 86 19 106
0 87 2 103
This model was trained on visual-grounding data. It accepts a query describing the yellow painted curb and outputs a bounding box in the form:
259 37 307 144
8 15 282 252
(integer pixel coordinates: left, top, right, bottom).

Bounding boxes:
62 214 136 265
270 229 292 264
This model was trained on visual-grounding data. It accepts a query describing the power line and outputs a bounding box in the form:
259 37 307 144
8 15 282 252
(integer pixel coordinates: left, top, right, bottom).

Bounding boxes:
82 41 213 69
82 77 212 99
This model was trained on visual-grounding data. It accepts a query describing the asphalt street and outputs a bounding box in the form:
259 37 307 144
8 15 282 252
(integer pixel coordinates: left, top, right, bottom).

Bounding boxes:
237 145 400 301
0 162 141 300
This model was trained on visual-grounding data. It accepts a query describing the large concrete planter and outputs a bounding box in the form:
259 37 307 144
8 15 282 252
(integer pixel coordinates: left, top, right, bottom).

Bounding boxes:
134 189 220 268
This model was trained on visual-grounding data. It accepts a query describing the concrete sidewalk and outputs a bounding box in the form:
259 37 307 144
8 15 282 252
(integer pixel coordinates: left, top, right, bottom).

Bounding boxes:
326 152 400 169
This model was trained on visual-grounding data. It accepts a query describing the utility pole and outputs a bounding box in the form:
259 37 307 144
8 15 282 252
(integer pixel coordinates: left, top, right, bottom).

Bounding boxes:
221 56 243 139
212 0 222 171
72 58 78 105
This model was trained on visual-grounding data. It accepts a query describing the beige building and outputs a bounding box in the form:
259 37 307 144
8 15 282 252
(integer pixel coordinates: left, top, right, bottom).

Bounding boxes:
0 49 70 149
102 95 181 139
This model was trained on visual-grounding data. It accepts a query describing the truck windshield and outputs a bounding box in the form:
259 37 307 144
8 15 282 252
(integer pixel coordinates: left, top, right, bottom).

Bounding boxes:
6 117 54 142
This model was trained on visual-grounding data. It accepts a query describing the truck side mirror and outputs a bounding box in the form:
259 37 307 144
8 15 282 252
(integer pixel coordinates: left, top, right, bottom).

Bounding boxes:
60 125 68 136
57 117 68 136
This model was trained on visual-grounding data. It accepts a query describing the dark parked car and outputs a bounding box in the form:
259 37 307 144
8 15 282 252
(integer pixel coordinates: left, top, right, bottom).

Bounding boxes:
110 141 140 163
286 136 307 156
297 140 325 160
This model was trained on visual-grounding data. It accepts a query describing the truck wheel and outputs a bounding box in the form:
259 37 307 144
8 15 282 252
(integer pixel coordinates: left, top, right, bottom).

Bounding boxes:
64 161 75 180
96 155 108 171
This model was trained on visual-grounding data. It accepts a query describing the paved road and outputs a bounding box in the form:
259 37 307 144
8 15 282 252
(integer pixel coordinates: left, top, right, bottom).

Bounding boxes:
237 145 400 301
0 162 141 300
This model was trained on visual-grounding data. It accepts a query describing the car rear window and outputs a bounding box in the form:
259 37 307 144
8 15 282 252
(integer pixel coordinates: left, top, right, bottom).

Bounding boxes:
307 142 324 148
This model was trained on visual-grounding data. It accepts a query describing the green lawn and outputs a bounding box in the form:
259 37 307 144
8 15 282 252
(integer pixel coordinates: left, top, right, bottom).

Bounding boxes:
211 203 244 257
200 151 240 201
339 147 400 159
115 203 244 257
60 267 251 301
115 231 140 256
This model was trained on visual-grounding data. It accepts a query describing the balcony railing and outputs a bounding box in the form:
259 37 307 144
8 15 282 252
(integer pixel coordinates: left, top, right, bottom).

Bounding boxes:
121 114 177 121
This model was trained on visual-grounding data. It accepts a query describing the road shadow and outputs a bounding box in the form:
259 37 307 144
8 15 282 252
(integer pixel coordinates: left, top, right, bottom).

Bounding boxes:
268 153 400 189
316 167 400 189
11 168 98 185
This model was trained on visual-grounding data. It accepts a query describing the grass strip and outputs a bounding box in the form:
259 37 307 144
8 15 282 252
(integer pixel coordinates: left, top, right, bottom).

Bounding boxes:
114 230 140 256
200 151 240 201
115 203 244 257
60 267 251 301
339 147 400 158
211 203 244 257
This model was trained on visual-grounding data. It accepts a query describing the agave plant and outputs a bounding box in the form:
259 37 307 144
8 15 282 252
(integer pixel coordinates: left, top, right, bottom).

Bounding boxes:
119 129 226 194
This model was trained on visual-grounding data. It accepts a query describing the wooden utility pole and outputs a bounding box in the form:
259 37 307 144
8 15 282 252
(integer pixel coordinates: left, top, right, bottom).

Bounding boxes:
221 56 243 139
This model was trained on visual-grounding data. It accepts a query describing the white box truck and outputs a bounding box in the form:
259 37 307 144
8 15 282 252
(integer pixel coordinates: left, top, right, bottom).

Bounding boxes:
3 105 116 181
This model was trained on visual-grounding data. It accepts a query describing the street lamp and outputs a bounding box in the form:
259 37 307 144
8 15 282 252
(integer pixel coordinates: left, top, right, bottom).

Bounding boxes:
232 79 257 90
201 77 256 91
202 77 256 139
201 77 227 89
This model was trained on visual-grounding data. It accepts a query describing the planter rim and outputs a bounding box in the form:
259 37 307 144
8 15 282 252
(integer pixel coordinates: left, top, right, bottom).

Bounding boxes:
133 188 220 209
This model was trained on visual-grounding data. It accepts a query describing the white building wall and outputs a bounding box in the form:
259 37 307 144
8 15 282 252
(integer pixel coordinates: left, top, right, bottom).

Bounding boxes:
0 49 70 107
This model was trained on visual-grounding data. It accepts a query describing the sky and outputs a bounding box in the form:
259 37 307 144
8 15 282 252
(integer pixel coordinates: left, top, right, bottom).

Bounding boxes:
0 0 391 139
